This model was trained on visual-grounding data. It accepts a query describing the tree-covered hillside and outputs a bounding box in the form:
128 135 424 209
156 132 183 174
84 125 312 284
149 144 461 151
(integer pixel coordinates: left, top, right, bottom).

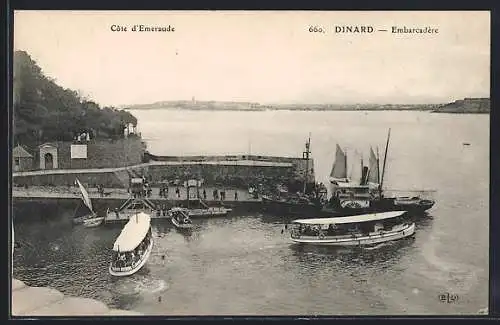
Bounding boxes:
13 50 138 148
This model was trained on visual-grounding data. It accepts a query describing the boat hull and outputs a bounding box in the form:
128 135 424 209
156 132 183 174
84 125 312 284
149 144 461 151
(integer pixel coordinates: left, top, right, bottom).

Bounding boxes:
320 198 434 217
83 217 104 228
261 196 322 216
188 207 232 218
290 223 415 246
171 217 193 229
73 213 94 225
109 236 154 277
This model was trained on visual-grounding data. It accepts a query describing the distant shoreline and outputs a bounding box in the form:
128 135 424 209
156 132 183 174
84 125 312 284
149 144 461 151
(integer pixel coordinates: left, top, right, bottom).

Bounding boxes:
125 107 489 114
124 98 490 114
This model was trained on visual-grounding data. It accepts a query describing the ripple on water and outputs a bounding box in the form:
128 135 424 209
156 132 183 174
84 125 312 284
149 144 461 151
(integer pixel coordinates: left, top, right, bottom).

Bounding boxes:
110 275 169 296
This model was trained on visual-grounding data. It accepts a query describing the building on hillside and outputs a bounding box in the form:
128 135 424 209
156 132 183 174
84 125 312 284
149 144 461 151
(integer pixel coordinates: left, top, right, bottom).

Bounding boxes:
12 145 34 172
38 142 59 170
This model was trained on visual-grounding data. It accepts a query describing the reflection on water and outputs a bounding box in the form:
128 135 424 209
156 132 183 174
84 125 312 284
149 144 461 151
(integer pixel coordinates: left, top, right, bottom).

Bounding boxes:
13 111 488 315
12 209 480 315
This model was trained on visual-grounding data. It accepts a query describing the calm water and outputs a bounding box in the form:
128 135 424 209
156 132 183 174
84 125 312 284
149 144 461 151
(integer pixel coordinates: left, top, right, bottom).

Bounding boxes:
13 110 489 315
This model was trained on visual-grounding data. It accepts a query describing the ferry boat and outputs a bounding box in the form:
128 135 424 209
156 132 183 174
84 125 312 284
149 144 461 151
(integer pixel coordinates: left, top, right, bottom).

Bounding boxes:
289 211 415 246
324 129 435 216
169 207 193 229
74 178 104 227
109 212 153 277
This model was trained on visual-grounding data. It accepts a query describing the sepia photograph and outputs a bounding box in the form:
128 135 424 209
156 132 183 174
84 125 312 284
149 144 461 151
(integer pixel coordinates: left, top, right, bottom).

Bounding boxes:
11 10 490 316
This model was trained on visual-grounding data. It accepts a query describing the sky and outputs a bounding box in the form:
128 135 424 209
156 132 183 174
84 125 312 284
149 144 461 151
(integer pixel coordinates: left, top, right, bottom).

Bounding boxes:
14 11 490 106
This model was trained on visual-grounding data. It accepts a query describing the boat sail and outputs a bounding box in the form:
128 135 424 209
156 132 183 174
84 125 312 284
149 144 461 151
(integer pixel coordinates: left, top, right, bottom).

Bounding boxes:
330 144 348 183
76 178 93 212
324 128 435 215
367 147 380 185
75 178 104 227
348 149 364 186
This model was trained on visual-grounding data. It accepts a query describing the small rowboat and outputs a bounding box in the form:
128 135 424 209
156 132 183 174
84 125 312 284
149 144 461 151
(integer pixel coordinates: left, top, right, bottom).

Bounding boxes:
169 207 193 229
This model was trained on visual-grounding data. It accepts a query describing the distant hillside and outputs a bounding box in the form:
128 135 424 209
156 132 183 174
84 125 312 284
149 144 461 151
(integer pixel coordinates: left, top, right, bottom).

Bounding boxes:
125 101 442 112
433 98 490 114
126 100 264 111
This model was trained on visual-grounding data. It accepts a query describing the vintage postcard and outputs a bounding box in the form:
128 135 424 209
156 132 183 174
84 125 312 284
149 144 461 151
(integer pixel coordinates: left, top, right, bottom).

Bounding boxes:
11 10 490 316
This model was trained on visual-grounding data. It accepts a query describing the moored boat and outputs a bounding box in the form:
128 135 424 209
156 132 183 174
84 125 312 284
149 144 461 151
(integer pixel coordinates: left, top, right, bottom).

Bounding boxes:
169 207 193 229
324 129 435 216
183 198 232 218
289 211 415 246
109 212 153 277
75 178 104 228
83 216 105 228
260 135 328 216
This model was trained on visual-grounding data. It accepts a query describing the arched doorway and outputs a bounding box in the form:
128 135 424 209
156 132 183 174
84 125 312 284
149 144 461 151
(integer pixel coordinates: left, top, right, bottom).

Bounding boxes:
44 153 54 169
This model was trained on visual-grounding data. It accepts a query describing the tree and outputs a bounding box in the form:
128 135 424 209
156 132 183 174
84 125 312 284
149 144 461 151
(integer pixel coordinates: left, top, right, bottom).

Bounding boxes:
13 50 140 147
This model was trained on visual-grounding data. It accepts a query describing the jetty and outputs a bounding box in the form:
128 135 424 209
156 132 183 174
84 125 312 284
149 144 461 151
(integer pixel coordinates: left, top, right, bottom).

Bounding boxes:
12 185 261 213
11 278 142 316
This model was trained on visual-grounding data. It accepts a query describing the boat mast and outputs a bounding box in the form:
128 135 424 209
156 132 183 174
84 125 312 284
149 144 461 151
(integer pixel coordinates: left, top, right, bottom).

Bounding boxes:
302 133 311 194
376 146 381 184
360 154 364 184
380 128 391 195
345 149 348 181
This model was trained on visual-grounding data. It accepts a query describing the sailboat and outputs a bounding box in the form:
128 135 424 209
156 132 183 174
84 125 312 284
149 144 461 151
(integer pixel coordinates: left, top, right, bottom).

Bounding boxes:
75 178 104 228
324 129 435 215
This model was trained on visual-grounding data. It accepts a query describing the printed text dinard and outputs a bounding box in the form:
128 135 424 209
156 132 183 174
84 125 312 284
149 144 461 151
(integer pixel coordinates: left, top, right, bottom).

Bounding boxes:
308 25 439 34
110 25 175 32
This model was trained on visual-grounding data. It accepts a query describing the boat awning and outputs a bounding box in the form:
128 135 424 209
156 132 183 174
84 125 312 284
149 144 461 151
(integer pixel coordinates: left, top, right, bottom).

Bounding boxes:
292 211 406 225
112 212 151 252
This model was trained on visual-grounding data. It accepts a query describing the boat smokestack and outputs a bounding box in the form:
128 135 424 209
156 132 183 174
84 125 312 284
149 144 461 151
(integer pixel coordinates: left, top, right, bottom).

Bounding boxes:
361 166 369 185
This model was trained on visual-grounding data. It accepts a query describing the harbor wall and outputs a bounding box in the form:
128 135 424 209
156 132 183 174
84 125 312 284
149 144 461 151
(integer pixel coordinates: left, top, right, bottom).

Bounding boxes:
13 155 315 190
37 137 147 170
13 171 124 188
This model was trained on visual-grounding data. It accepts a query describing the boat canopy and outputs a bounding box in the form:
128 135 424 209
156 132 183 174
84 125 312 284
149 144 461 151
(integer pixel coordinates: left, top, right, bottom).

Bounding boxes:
292 211 406 225
113 212 151 252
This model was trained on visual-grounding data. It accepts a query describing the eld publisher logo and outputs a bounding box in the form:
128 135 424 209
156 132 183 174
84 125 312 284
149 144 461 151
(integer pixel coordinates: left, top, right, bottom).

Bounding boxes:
438 292 459 303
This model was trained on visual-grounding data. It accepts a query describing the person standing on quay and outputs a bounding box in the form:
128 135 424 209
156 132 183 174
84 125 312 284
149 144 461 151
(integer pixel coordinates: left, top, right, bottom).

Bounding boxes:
234 190 238 201
203 189 207 200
